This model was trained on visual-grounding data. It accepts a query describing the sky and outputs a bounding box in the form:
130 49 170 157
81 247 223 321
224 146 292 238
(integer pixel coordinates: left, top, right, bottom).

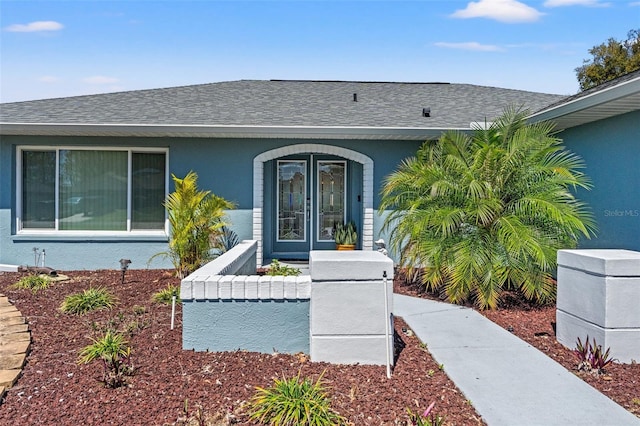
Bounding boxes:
1 0 639 103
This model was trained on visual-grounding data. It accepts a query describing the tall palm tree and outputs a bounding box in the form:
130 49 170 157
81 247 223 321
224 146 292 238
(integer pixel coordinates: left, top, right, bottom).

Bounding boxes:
163 171 235 278
380 108 596 309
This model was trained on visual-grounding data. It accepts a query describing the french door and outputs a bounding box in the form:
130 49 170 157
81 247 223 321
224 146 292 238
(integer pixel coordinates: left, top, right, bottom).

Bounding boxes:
269 154 353 259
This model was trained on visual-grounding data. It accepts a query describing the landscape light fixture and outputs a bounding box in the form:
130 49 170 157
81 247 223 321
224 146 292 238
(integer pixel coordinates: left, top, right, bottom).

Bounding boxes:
119 258 131 284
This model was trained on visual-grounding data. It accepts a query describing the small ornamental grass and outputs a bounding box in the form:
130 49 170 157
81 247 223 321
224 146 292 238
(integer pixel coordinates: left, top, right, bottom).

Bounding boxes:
151 284 181 304
60 286 117 315
11 274 51 293
266 259 301 277
78 330 133 388
249 370 346 426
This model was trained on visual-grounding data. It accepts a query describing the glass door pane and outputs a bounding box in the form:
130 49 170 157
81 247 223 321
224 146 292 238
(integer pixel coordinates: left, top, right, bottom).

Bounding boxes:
277 160 306 241
317 161 346 241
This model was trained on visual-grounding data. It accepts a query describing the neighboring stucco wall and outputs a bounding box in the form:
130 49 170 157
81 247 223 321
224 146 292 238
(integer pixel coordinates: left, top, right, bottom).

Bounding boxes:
0 134 421 269
560 110 640 252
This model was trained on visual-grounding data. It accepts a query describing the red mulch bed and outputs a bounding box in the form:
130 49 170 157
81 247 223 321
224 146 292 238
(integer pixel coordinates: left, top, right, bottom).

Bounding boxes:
0 269 483 425
1 269 638 425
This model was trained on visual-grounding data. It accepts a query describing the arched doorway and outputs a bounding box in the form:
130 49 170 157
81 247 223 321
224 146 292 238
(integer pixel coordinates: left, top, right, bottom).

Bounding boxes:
253 144 373 266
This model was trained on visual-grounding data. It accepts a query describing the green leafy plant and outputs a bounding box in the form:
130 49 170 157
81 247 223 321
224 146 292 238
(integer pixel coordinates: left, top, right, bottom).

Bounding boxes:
11 274 51 292
152 171 235 279
574 336 616 374
266 259 301 277
406 402 445 426
60 287 117 315
380 107 596 309
219 226 240 252
248 370 346 425
78 330 133 388
132 305 147 315
334 221 358 246
152 284 181 304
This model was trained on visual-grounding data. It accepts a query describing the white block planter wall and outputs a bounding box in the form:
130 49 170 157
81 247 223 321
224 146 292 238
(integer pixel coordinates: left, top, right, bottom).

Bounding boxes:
182 242 397 368
182 275 311 354
556 249 640 363
309 251 394 365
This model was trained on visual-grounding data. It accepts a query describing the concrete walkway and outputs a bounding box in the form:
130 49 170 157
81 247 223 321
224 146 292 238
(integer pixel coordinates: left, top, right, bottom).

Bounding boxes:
394 293 640 426
0 293 30 402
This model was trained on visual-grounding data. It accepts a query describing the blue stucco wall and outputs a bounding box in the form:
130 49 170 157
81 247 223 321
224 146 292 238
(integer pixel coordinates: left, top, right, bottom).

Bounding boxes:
560 110 640 251
182 299 310 353
4 109 638 270
0 135 421 269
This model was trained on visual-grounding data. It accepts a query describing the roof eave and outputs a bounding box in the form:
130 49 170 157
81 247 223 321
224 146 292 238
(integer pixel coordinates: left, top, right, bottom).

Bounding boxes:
0 123 459 141
528 76 640 129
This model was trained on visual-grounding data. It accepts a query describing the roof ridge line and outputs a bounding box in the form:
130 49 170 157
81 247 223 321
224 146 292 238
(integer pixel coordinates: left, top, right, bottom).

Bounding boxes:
268 79 450 85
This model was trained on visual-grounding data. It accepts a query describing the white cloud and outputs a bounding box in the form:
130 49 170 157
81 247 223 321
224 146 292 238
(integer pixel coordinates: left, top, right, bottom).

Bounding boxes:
434 41 504 52
5 21 64 33
628 1 640 5
544 0 610 7
83 76 120 85
38 76 60 83
451 0 544 23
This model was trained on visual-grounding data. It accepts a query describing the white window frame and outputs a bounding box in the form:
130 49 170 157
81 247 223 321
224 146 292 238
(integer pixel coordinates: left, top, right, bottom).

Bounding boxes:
16 146 169 236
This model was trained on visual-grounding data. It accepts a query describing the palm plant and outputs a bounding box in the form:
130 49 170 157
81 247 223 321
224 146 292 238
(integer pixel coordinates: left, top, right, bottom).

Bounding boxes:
380 107 596 309
78 330 133 388
160 171 235 278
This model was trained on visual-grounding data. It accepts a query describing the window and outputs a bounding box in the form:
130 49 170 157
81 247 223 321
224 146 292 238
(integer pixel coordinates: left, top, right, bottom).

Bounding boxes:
19 148 167 232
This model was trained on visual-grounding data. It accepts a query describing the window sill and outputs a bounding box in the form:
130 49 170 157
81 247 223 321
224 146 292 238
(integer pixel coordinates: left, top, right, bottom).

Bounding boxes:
12 233 168 243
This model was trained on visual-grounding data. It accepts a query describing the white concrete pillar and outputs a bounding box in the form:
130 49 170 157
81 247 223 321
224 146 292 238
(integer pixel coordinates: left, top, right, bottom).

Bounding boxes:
557 249 640 363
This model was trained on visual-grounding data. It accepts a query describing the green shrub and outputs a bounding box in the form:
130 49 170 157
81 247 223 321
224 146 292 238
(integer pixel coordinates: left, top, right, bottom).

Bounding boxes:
78 330 133 388
60 287 117 315
152 171 235 278
249 371 346 426
151 284 181 304
380 107 595 309
11 274 51 292
266 259 301 277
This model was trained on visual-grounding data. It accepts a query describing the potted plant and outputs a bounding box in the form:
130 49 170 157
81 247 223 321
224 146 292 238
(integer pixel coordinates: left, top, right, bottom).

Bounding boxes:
334 221 357 250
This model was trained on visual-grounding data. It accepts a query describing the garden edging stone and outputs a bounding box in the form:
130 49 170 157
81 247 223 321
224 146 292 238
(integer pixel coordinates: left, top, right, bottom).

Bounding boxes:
0 294 30 402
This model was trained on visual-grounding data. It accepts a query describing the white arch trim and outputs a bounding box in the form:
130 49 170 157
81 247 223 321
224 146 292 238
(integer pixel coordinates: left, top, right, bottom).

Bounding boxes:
253 143 374 266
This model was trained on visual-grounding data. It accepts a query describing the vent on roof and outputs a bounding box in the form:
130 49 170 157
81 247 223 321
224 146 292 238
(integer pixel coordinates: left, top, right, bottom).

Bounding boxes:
422 108 431 117
353 93 358 102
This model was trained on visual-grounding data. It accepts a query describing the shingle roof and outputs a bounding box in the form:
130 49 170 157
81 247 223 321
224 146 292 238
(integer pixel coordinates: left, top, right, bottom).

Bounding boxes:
0 80 563 130
529 69 640 129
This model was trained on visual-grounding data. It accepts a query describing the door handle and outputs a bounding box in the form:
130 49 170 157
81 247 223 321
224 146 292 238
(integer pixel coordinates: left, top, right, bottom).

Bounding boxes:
306 198 311 221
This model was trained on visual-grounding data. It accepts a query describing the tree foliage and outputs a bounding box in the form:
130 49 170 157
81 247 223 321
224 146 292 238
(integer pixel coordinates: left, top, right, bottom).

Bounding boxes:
576 29 640 91
162 171 235 278
380 108 596 309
